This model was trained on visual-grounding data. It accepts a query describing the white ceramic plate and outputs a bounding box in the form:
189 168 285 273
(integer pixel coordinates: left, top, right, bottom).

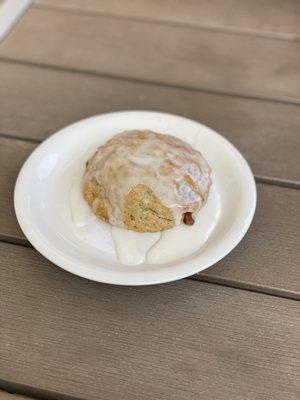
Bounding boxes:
14 111 256 285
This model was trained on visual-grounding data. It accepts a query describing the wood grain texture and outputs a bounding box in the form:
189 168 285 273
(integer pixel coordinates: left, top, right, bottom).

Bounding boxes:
1 136 299 298
1 8 300 101
0 242 299 400
37 0 300 39
1 61 299 183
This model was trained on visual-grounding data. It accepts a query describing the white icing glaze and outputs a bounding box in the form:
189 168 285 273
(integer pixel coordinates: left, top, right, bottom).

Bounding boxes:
69 178 88 227
111 228 161 265
69 130 219 266
83 130 211 228
147 182 220 264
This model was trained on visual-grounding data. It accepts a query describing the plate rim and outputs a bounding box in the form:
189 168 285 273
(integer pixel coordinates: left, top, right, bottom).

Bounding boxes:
14 110 257 285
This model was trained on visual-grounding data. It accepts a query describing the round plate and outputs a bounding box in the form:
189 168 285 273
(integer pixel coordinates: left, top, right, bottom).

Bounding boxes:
14 111 256 285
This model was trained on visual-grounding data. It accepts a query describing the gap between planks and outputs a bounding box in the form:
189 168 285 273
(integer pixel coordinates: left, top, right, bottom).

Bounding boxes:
0 237 299 301
2 6 299 102
0 382 81 400
33 3 299 42
1 57 300 107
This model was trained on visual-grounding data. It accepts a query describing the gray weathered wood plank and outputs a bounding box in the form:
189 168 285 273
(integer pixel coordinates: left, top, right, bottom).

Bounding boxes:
37 0 300 39
1 136 299 298
1 61 299 183
0 8 299 101
0 137 35 243
0 242 299 400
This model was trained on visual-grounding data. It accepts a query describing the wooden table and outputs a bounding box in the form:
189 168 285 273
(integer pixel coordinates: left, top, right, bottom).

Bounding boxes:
0 1 299 399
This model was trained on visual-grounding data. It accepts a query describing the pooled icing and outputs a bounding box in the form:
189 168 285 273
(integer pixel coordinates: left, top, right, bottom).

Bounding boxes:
83 130 212 228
